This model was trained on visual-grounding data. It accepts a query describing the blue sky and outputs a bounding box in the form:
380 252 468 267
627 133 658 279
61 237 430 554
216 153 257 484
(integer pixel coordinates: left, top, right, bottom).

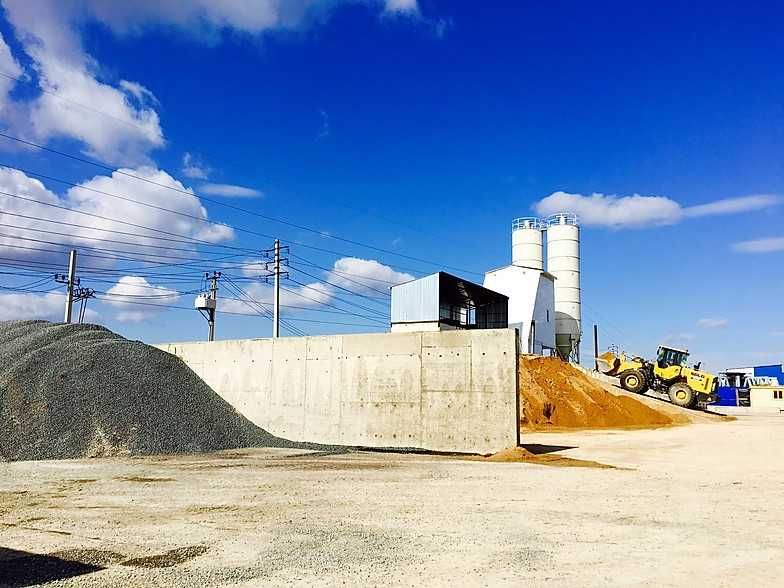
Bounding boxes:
0 0 781 371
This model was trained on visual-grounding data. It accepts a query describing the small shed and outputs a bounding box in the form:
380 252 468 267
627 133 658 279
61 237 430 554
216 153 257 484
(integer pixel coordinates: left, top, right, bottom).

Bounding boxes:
390 272 508 333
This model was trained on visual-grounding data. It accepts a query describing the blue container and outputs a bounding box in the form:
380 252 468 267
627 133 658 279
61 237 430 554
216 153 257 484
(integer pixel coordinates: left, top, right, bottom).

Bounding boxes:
713 386 738 406
754 364 784 385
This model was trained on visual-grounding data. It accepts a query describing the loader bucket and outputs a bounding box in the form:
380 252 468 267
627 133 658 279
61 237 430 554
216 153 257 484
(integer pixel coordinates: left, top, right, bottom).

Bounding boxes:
596 351 621 376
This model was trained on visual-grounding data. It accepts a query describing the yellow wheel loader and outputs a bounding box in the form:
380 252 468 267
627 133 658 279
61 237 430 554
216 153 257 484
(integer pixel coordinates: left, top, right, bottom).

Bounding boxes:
596 345 718 408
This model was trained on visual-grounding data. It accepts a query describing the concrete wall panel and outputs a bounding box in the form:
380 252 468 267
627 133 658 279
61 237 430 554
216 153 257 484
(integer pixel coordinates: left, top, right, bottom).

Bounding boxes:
156 329 517 454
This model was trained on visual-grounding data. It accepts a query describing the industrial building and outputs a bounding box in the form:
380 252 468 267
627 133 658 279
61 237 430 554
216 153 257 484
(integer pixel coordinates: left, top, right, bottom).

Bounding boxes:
390 272 508 333
389 213 583 361
484 214 582 360
716 363 784 409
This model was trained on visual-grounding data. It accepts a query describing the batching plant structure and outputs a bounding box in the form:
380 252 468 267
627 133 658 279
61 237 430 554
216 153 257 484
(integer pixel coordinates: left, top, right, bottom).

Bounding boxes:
546 213 581 362
483 213 582 361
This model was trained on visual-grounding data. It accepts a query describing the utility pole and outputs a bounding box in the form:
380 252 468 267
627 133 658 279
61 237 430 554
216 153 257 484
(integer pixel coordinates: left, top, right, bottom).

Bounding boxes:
593 324 599 371
55 250 79 324
195 272 221 341
272 239 281 338
263 240 289 338
208 272 219 342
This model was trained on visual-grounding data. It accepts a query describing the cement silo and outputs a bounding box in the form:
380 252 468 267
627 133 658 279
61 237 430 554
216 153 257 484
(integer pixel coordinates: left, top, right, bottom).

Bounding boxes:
545 213 581 361
511 217 544 269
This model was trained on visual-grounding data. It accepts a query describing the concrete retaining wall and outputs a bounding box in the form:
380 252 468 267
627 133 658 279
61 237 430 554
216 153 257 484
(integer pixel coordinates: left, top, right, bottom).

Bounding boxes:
156 329 519 454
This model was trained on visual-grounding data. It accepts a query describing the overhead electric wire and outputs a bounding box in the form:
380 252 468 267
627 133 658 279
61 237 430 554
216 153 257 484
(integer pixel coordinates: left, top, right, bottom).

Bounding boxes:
285 276 389 321
220 276 306 336
0 188 254 257
0 231 234 263
0 237 248 271
0 216 253 257
91 295 386 328
0 275 52 291
0 71 157 133
0 208 259 254
289 253 392 297
288 264 390 309
0 134 485 276
279 282 388 326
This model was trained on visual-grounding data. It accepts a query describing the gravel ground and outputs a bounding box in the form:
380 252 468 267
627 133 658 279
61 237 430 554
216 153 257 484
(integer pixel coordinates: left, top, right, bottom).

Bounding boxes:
0 321 291 461
1 415 782 586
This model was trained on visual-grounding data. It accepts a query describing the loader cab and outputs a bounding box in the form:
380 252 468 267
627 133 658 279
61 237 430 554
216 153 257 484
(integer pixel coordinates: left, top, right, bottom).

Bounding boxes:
656 346 689 369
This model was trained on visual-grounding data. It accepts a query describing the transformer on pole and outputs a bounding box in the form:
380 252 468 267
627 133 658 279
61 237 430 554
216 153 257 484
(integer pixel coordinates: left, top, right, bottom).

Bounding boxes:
195 272 221 341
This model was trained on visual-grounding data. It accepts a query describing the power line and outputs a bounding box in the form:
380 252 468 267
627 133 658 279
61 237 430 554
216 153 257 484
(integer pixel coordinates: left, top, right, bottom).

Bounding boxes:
289 254 392 296
92 294 384 328
288 264 390 311
280 281 388 325
0 71 157 133
221 276 306 336
0 208 258 254
0 136 484 276
0 216 253 257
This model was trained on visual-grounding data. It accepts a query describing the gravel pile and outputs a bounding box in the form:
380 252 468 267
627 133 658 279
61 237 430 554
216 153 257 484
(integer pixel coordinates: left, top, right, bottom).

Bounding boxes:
0 320 291 461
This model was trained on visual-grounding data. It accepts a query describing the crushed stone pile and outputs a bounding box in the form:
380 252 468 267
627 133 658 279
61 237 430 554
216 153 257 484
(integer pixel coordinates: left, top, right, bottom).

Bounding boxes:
0 320 293 461
519 356 675 430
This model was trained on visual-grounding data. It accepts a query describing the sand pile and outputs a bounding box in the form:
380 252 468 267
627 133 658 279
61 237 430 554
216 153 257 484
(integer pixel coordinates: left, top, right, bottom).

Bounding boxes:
469 446 612 469
0 320 293 461
519 356 674 430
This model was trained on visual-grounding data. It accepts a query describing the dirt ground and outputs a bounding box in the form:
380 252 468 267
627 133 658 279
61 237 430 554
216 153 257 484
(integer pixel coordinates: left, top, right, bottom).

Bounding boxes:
1 415 783 587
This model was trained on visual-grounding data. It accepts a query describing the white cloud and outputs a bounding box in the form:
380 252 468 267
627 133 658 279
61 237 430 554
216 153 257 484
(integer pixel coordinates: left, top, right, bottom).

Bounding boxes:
0 165 233 263
0 1 437 164
227 256 406 312
181 152 211 180
67 167 234 244
533 191 780 229
534 191 681 227
731 237 784 253
0 291 63 320
684 194 781 217
220 280 332 314
384 0 420 16
329 257 412 294
104 275 179 322
697 318 728 329
1 0 164 164
0 290 99 322
0 32 23 112
200 183 262 198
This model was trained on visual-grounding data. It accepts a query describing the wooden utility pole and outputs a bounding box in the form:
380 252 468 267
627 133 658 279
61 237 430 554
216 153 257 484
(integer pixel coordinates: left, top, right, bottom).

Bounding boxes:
593 324 599 370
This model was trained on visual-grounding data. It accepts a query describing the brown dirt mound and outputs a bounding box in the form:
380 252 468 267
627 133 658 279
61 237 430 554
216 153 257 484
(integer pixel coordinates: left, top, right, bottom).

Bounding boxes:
519 356 675 430
467 446 613 468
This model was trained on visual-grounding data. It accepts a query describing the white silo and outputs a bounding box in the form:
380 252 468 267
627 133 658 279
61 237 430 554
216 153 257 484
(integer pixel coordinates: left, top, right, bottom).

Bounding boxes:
546 213 581 361
511 217 544 269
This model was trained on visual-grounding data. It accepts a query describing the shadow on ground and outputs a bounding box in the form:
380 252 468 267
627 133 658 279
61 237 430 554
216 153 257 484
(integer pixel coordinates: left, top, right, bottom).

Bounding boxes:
520 444 577 455
0 547 103 587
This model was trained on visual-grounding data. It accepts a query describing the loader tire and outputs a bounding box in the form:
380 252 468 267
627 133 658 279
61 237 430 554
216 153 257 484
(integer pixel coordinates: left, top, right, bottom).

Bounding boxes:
668 383 697 408
620 370 647 394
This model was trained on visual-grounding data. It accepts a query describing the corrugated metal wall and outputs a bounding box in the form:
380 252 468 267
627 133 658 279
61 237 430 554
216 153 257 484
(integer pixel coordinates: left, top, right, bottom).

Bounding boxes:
390 273 440 324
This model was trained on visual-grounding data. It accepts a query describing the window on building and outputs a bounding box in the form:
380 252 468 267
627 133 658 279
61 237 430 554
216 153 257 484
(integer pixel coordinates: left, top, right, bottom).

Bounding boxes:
546 310 550 322
774 390 783 400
